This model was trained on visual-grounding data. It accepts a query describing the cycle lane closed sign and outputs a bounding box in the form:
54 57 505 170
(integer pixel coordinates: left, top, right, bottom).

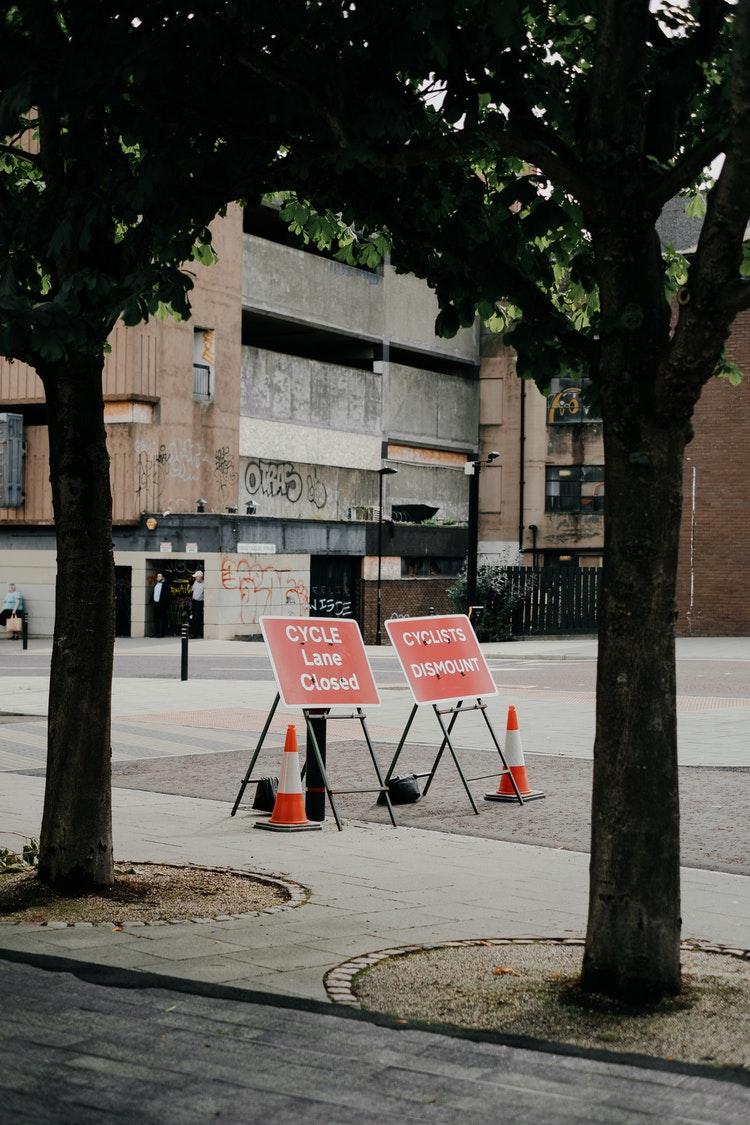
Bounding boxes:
385 614 497 705
260 617 380 707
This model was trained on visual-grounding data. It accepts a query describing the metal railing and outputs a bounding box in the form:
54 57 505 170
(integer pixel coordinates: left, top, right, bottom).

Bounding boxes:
192 363 212 401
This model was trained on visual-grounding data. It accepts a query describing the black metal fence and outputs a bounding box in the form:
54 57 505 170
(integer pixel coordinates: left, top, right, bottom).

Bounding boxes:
503 566 602 636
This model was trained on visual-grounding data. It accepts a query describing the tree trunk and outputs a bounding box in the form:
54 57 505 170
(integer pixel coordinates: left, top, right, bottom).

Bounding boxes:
37 353 115 893
581 404 686 1001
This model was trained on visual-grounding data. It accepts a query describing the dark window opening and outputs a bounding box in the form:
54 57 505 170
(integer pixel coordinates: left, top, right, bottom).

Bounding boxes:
545 465 605 513
401 557 463 578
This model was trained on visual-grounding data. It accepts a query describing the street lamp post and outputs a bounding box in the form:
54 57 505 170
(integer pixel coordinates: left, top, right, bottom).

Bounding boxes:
465 451 500 613
376 465 398 645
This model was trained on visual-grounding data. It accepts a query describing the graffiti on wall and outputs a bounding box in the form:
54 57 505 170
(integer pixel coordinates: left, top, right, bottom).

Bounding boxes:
214 446 238 499
244 459 304 504
134 439 238 506
243 459 329 510
220 555 310 625
309 596 352 617
306 467 327 510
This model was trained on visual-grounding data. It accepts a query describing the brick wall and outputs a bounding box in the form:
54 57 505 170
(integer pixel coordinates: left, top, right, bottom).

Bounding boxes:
675 310 750 635
361 578 456 643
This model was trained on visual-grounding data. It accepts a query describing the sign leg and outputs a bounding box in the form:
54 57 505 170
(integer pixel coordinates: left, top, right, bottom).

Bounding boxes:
384 704 418 783
433 706 479 815
304 711 342 830
357 708 396 827
422 702 462 797
231 693 280 816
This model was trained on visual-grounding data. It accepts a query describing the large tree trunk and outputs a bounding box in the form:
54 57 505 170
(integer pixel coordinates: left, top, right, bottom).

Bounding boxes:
581 376 688 1002
37 353 115 893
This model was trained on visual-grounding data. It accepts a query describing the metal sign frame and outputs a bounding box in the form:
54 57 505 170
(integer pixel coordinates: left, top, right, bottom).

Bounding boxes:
384 614 524 813
230 693 396 830
384 696 524 814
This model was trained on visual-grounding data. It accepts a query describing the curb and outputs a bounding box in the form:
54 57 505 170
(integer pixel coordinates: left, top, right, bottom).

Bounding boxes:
0 861 308 929
324 935 750 1007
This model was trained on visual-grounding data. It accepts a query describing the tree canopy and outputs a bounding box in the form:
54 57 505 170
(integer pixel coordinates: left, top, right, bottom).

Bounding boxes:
2 0 749 1002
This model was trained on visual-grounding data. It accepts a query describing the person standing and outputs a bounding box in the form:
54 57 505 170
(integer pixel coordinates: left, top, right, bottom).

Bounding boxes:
152 571 171 638
189 570 204 638
0 583 24 639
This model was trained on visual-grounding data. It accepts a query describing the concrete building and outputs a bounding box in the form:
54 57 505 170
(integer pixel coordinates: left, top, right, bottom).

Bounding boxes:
0 205 479 640
477 195 749 636
478 336 604 570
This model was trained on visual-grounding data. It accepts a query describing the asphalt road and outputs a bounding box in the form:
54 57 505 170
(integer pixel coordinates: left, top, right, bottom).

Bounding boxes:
2 647 750 696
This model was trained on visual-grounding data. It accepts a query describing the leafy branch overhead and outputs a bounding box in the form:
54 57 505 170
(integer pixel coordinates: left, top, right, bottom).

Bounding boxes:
257 0 747 394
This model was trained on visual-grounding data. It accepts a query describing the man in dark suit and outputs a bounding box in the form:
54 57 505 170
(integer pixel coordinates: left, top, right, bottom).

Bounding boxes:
152 572 171 637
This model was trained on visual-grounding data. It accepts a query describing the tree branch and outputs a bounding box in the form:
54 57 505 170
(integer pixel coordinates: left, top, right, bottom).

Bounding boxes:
685 0 750 299
644 129 725 210
477 114 592 205
0 143 41 167
664 0 750 395
587 0 651 157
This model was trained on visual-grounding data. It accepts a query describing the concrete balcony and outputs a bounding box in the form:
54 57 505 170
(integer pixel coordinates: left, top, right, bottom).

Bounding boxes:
242 234 478 365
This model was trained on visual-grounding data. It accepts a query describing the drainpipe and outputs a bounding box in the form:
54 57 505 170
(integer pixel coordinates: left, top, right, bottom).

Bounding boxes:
518 379 526 555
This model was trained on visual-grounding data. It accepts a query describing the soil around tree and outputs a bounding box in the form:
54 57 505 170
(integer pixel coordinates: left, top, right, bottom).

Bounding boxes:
349 941 750 1071
0 863 294 925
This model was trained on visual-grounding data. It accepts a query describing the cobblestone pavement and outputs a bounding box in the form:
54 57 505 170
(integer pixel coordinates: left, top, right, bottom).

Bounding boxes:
2 958 748 1125
99 742 750 875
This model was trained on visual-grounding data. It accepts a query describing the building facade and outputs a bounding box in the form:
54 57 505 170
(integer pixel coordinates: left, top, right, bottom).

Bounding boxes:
478 333 604 571
0 205 479 640
477 312 749 637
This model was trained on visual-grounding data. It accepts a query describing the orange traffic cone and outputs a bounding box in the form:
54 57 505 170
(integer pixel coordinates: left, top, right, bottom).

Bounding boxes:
255 725 322 832
485 705 545 803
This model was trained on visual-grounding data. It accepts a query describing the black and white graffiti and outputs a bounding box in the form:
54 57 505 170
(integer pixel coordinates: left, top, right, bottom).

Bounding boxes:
244 459 304 504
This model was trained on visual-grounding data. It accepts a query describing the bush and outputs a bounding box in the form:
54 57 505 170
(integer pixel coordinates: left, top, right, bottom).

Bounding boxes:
0 837 39 874
448 564 519 641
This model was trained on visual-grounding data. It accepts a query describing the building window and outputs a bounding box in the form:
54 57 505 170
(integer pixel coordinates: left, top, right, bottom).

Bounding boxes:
193 328 215 401
545 465 605 513
401 557 464 578
546 377 600 424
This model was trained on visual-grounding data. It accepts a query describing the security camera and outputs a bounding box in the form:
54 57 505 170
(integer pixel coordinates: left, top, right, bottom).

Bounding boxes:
226 505 238 514
487 451 501 463
196 498 207 513
245 500 257 516
162 510 171 518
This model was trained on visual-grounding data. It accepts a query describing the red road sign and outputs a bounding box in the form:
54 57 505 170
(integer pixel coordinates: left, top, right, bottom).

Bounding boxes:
260 617 380 708
385 614 497 705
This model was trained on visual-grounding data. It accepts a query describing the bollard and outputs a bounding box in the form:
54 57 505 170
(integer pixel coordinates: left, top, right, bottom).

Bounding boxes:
180 623 189 681
305 710 327 821
21 613 28 651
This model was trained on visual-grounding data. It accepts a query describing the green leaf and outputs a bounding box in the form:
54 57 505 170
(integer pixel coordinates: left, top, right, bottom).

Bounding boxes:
684 193 707 219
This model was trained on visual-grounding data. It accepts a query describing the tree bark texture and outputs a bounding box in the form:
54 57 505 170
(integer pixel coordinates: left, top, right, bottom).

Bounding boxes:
581 224 689 1001
38 354 115 892
582 414 686 1001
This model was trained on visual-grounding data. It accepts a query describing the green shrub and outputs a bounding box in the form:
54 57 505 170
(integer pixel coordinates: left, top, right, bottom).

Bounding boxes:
0 838 39 874
448 564 520 641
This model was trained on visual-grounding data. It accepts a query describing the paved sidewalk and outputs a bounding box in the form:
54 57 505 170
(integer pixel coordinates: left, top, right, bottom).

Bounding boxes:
2 772 748 1002
3 958 748 1125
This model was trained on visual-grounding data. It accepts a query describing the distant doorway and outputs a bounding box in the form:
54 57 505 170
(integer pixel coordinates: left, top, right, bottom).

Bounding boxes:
309 556 360 623
114 567 132 637
146 559 204 637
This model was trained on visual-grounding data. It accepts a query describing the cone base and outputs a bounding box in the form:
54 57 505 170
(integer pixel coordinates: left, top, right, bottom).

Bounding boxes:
255 819 322 832
484 790 545 802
